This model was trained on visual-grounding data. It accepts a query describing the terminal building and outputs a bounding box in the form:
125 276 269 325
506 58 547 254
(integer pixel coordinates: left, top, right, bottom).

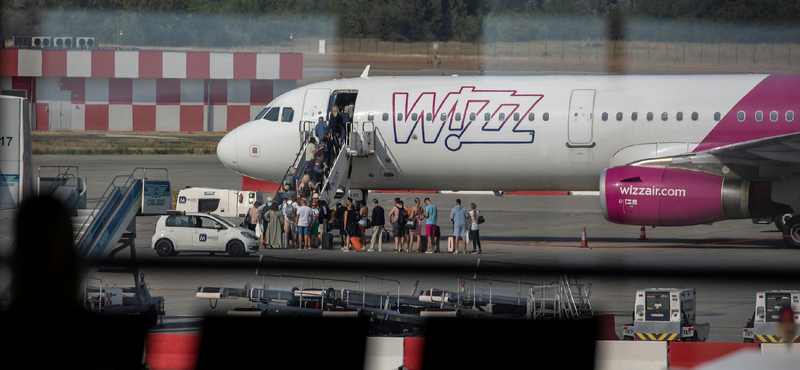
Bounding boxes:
0 48 302 131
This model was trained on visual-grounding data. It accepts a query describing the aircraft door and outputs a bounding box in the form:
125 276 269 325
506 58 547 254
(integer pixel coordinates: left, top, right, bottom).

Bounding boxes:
567 89 595 146
301 88 331 131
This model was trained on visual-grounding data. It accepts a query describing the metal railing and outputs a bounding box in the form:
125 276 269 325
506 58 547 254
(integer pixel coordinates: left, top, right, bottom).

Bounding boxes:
358 275 402 313
256 268 359 313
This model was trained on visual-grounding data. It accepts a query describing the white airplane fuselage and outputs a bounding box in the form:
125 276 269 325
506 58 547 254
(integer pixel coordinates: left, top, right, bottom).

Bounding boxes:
217 74 782 192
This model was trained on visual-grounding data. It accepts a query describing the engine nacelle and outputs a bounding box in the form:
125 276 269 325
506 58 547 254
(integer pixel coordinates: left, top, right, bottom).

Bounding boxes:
600 166 752 226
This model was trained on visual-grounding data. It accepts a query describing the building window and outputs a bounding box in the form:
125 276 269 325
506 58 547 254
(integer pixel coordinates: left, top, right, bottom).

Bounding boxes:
601 112 608 121
616 112 623 121
367 112 374 121
676 112 683 121
382 113 389 121
691 112 699 121
543 112 550 121
714 112 721 121
631 112 638 121
737 111 745 122
770 111 778 122
499 113 505 121
646 112 654 121
484 112 491 121
755 111 763 122
528 112 535 121
513 113 519 121
787 111 794 122
425 113 432 122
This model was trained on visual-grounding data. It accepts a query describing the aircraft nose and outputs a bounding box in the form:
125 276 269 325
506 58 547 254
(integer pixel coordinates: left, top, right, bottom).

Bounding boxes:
217 130 239 172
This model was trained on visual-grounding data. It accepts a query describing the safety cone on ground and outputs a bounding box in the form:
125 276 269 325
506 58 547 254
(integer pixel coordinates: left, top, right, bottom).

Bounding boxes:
639 226 648 240
580 227 589 248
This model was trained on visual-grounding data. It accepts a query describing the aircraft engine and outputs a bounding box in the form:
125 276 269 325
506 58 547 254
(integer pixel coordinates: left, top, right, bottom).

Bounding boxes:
600 166 787 226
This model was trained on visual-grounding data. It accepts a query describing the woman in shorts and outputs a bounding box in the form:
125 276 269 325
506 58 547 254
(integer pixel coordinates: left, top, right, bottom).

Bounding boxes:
408 198 423 253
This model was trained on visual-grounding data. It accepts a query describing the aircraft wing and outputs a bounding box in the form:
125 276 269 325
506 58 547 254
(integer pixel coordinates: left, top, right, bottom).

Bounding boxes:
627 133 800 182
703 132 800 163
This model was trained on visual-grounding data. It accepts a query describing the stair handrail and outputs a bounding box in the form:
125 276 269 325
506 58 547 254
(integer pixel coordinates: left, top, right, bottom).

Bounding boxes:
273 132 314 201
73 167 144 248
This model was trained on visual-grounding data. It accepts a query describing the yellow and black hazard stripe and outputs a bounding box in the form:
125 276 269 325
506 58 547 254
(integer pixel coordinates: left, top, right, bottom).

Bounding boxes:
635 333 680 341
755 334 800 343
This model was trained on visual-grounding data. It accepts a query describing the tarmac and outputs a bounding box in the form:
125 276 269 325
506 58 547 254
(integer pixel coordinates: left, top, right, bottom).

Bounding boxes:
7 154 800 341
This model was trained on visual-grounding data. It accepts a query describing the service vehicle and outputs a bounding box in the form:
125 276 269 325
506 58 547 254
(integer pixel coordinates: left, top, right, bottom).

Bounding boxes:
151 211 260 257
622 288 710 342
175 186 262 218
742 290 800 343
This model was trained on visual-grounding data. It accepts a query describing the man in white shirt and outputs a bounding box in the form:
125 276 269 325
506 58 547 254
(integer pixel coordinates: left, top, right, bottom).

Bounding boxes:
283 196 299 248
295 198 315 250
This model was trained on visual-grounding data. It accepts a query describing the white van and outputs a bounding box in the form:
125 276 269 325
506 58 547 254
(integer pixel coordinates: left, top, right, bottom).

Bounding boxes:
175 187 264 218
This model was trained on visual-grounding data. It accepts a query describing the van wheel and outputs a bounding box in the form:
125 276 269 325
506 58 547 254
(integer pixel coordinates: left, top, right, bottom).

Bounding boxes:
228 240 246 257
156 240 175 257
783 216 800 249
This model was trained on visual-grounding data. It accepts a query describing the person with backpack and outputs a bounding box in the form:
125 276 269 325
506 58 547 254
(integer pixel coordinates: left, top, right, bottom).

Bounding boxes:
283 195 299 248
468 203 484 254
368 199 385 252
298 175 313 200
388 198 408 253
409 198 424 253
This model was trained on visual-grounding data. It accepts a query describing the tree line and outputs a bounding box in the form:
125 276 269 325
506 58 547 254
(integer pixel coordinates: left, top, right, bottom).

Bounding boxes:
3 0 800 47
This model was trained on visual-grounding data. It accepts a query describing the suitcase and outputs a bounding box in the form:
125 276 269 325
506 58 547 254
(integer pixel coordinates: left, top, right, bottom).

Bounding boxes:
432 236 440 253
447 237 455 253
322 233 334 250
350 236 362 251
281 233 289 249
419 236 428 253
382 230 391 243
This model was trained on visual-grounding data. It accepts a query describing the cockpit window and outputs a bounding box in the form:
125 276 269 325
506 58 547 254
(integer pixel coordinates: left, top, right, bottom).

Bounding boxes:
281 108 294 122
254 107 270 120
263 107 280 122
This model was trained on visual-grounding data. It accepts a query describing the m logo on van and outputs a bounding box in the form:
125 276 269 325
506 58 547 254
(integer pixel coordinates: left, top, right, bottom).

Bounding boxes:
179 196 187 204
199 234 207 242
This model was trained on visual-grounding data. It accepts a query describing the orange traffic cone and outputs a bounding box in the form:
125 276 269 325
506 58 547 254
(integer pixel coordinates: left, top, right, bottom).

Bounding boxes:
639 226 648 240
580 227 589 248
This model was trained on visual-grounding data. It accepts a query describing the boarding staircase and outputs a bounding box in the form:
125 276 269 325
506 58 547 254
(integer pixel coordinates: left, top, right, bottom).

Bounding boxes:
277 120 376 205
0 166 171 314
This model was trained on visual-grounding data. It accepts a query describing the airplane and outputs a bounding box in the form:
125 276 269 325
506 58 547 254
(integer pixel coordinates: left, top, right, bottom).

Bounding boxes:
216 69 800 248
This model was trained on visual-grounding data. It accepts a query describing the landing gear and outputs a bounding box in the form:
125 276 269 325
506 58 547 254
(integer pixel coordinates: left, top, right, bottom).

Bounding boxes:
783 216 800 249
774 212 795 232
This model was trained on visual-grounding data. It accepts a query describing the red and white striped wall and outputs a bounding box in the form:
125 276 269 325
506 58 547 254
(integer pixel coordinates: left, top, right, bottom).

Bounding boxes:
0 49 302 80
0 50 302 131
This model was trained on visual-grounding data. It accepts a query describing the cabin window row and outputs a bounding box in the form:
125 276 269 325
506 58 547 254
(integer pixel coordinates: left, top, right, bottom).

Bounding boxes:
391 112 551 122
736 110 795 123
601 111 716 122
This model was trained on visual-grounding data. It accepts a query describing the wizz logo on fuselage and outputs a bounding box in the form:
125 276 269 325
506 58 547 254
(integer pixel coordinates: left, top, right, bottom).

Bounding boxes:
392 86 544 151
